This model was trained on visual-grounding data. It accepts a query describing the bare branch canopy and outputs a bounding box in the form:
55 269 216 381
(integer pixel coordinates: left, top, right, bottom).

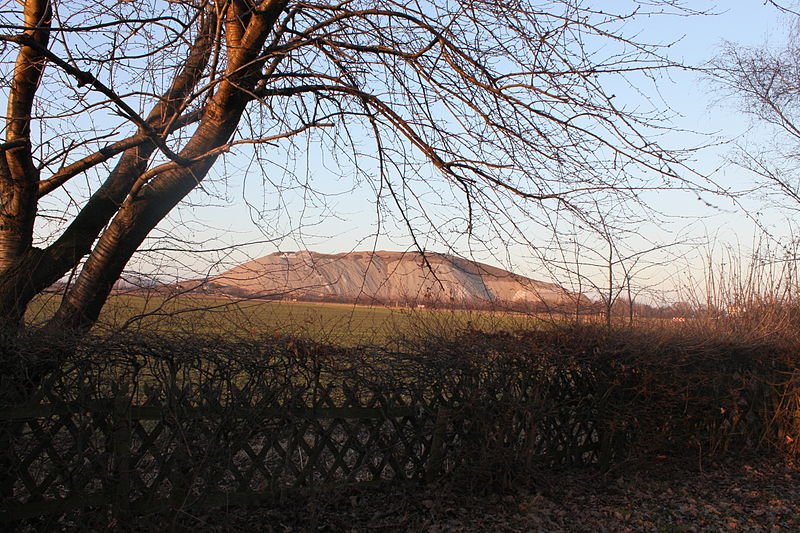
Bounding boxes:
0 0 697 337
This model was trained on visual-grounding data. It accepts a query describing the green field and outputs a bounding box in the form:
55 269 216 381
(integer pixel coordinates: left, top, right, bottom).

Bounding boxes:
27 292 546 346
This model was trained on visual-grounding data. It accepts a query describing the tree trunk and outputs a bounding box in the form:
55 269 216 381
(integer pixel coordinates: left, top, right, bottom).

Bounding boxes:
0 0 51 334
47 0 288 333
0 5 215 335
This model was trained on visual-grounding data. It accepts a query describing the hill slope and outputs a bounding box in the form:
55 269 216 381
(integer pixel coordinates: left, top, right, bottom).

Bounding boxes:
191 251 577 310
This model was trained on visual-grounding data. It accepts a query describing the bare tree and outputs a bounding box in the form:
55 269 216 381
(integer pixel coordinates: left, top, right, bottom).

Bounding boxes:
0 0 699 341
710 3 800 214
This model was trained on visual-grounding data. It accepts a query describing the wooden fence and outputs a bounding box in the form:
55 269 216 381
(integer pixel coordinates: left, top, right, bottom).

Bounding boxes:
4 329 792 525
0 378 604 523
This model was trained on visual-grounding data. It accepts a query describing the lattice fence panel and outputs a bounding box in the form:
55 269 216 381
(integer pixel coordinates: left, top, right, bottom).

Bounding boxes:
0 339 619 523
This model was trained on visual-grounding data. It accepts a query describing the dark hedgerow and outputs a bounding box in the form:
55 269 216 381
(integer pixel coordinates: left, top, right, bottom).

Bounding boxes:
0 325 797 528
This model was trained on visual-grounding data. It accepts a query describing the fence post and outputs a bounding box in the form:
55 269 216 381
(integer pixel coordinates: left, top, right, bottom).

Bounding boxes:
112 391 132 521
169 444 191 527
425 406 449 483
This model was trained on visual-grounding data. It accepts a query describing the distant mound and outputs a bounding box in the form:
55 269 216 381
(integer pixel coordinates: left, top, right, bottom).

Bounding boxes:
180 250 580 311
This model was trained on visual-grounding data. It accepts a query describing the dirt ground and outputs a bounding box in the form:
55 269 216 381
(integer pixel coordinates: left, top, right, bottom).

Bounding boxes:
162 460 799 532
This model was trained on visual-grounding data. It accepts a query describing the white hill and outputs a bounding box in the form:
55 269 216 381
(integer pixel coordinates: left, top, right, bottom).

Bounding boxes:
190 250 579 311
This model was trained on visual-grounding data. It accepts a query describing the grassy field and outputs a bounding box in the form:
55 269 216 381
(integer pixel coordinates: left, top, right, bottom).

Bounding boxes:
27 291 547 346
